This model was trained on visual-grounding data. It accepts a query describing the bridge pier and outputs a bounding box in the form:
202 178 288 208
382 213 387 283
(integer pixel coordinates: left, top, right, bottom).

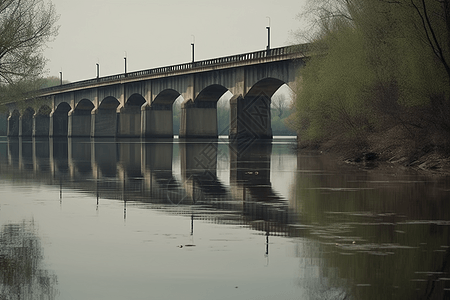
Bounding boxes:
33 111 50 137
117 106 142 138
7 111 20 137
68 110 91 137
91 108 117 138
50 103 71 138
19 108 34 137
179 100 217 138
141 103 173 138
229 94 272 141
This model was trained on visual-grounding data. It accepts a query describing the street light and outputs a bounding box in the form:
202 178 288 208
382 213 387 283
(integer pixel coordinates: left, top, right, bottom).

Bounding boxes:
266 16 271 54
124 51 127 76
191 35 195 63
96 63 99 79
59 71 62 85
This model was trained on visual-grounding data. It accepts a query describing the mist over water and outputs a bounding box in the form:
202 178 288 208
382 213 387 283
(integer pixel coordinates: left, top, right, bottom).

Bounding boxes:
0 137 449 300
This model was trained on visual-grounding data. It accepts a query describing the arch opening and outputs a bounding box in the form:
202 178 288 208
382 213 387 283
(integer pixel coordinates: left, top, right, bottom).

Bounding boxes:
125 94 146 109
99 96 120 111
153 89 180 110
270 84 296 136
195 84 229 107
246 78 286 100
75 99 95 115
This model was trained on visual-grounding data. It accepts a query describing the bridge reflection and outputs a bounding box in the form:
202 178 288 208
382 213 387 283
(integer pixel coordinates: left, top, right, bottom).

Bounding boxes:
0 137 299 236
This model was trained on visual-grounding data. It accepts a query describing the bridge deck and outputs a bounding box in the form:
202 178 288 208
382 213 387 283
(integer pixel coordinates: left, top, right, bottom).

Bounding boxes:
37 44 309 96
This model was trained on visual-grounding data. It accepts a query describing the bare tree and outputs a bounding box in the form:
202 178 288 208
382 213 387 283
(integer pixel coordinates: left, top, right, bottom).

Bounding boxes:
271 93 288 119
0 0 59 85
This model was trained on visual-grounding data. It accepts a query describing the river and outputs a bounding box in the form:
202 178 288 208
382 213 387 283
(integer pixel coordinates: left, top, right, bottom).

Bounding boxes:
0 136 449 300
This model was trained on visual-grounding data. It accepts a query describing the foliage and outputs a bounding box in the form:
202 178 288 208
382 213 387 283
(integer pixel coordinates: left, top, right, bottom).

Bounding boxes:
0 0 59 85
0 0 59 110
293 0 450 151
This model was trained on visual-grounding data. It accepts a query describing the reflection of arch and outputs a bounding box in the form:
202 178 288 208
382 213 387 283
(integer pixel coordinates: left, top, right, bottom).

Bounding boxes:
246 78 286 99
195 84 228 104
21 107 35 137
153 89 180 108
52 102 71 137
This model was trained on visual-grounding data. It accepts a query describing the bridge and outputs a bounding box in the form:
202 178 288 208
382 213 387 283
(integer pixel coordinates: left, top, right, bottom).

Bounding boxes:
2 44 308 139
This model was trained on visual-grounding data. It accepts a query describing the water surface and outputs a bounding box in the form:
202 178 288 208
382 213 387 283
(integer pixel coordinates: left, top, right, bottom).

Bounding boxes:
0 137 449 299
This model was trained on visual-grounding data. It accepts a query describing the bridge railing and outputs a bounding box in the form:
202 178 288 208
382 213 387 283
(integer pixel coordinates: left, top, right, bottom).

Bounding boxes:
38 44 309 95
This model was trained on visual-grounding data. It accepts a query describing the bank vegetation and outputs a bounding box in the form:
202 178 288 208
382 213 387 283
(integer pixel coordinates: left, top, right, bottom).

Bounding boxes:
291 0 450 173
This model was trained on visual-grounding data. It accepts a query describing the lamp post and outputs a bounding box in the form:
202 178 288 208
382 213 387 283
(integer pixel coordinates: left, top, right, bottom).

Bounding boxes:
124 51 127 76
191 35 195 63
59 71 62 85
266 16 271 55
96 63 99 79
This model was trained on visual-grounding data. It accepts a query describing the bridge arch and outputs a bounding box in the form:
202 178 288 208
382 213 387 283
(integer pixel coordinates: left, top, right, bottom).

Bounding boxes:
75 99 95 112
179 84 230 138
195 84 229 104
229 77 286 140
246 77 286 99
153 89 180 108
51 102 71 137
141 89 182 138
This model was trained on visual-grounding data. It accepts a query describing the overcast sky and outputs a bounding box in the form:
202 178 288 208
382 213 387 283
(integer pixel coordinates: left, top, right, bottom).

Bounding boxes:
43 0 309 83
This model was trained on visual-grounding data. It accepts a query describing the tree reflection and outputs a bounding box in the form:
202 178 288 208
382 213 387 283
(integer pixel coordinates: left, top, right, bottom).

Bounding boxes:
0 220 58 299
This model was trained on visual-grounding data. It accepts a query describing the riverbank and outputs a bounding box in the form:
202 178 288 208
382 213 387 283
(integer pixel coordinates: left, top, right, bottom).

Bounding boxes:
297 126 450 177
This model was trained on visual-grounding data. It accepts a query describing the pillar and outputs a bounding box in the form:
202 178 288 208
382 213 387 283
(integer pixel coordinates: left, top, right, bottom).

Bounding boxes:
7 112 20 137
91 108 117 138
68 110 91 137
117 106 142 138
33 112 50 137
229 93 272 141
141 103 173 138
179 100 217 138
50 110 69 138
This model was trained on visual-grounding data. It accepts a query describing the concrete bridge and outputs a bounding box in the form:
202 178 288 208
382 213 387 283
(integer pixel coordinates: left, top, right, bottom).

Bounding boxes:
2 45 308 139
